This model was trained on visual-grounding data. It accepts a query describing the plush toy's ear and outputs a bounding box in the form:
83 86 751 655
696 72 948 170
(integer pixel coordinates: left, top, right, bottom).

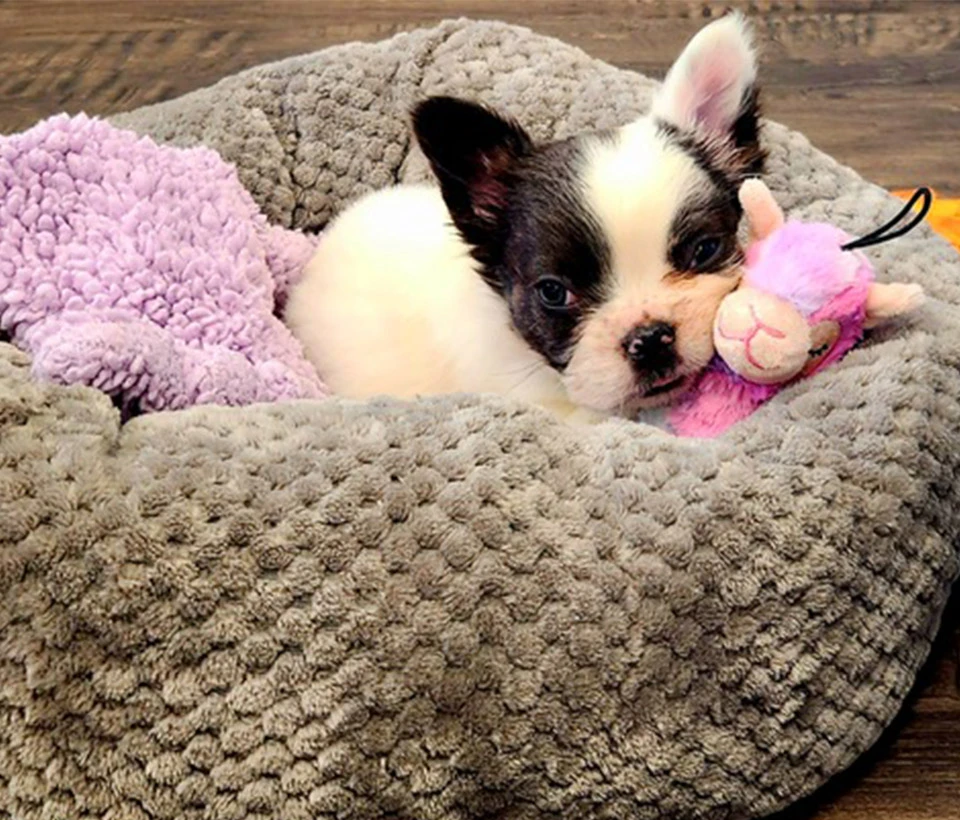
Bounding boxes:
650 12 761 174
738 178 784 241
863 282 925 329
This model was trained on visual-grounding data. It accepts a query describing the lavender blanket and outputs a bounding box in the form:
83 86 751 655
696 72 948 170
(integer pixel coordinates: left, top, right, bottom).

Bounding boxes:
0 114 327 413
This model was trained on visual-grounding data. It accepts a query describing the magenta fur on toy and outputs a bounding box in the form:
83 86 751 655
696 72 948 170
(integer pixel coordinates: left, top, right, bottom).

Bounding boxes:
669 179 925 438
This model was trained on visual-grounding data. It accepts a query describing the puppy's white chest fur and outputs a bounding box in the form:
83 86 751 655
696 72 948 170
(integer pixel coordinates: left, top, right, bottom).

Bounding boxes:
285 185 581 417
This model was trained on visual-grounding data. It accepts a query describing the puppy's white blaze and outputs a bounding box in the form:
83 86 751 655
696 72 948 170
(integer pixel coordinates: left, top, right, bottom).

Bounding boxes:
564 125 734 413
651 11 757 136
285 185 577 414
581 120 704 304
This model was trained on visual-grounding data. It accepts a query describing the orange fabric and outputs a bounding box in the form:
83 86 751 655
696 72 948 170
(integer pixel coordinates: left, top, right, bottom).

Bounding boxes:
891 189 960 253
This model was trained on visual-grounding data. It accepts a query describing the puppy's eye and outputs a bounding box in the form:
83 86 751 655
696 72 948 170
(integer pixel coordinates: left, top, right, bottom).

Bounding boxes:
535 279 574 309
690 236 723 270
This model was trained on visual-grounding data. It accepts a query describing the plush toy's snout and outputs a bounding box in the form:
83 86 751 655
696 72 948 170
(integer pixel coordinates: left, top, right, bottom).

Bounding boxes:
713 287 811 384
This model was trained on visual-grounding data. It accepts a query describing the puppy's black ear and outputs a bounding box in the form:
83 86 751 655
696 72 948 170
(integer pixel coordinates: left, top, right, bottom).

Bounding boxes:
412 96 532 250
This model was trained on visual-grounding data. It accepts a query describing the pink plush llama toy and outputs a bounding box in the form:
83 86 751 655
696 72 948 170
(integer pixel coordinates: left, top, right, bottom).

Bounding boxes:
669 179 928 438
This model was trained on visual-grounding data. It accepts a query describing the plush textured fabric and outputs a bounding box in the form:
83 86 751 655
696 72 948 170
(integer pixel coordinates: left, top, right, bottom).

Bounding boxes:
0 114 326 413
2 18 960 820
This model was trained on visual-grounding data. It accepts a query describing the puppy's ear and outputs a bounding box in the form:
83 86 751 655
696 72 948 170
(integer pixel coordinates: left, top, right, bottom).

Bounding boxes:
651 12 762 174
412 96 532 250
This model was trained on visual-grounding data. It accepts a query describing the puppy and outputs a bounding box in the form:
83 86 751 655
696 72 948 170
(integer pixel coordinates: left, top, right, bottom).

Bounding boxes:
285 13 765 421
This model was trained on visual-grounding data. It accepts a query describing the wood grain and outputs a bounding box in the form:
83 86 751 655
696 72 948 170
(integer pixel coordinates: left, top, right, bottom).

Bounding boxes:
0 2 958 818
2 1 960 191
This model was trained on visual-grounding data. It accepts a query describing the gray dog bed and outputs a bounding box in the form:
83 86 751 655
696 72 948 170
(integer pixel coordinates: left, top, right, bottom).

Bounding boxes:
3 18 960 820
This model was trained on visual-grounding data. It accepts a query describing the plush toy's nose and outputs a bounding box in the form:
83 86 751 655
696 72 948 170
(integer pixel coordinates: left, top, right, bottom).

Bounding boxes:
713 288 810 385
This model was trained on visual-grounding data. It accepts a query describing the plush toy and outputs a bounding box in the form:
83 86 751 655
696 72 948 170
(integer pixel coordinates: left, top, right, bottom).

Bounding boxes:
669 179 930 438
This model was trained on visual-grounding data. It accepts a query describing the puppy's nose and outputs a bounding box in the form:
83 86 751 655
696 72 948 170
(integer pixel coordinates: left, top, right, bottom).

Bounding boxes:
623 322 676 369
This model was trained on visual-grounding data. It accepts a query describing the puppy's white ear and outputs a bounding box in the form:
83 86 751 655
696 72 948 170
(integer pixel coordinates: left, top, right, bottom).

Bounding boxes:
652 12 759 143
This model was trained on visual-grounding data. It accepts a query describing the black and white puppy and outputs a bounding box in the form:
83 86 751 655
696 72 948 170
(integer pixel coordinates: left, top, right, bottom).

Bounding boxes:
285 13 765 421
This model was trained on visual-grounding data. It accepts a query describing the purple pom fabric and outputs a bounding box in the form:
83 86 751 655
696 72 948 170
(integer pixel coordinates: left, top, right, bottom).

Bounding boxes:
0 114 328 413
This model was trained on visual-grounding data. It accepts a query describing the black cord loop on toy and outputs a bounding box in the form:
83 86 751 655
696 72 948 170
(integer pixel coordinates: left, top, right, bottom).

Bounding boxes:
841 187 933 252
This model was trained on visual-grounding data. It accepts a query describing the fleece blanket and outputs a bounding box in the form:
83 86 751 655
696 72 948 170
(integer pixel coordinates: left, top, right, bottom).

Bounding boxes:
0 114 326 413
2 17 960 820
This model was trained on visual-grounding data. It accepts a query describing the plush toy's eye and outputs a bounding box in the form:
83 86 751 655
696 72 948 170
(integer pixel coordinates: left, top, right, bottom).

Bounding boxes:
801 320 841 377
536 278 575 309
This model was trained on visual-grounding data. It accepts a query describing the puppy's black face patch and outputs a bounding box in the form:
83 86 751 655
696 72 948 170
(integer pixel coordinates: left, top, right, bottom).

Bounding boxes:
412 97 612 372
656 85 763 280
667 185 744 278
492 139 612 371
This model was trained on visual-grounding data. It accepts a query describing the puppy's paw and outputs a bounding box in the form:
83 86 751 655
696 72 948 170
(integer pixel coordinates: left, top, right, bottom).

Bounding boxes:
559 405 611 426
